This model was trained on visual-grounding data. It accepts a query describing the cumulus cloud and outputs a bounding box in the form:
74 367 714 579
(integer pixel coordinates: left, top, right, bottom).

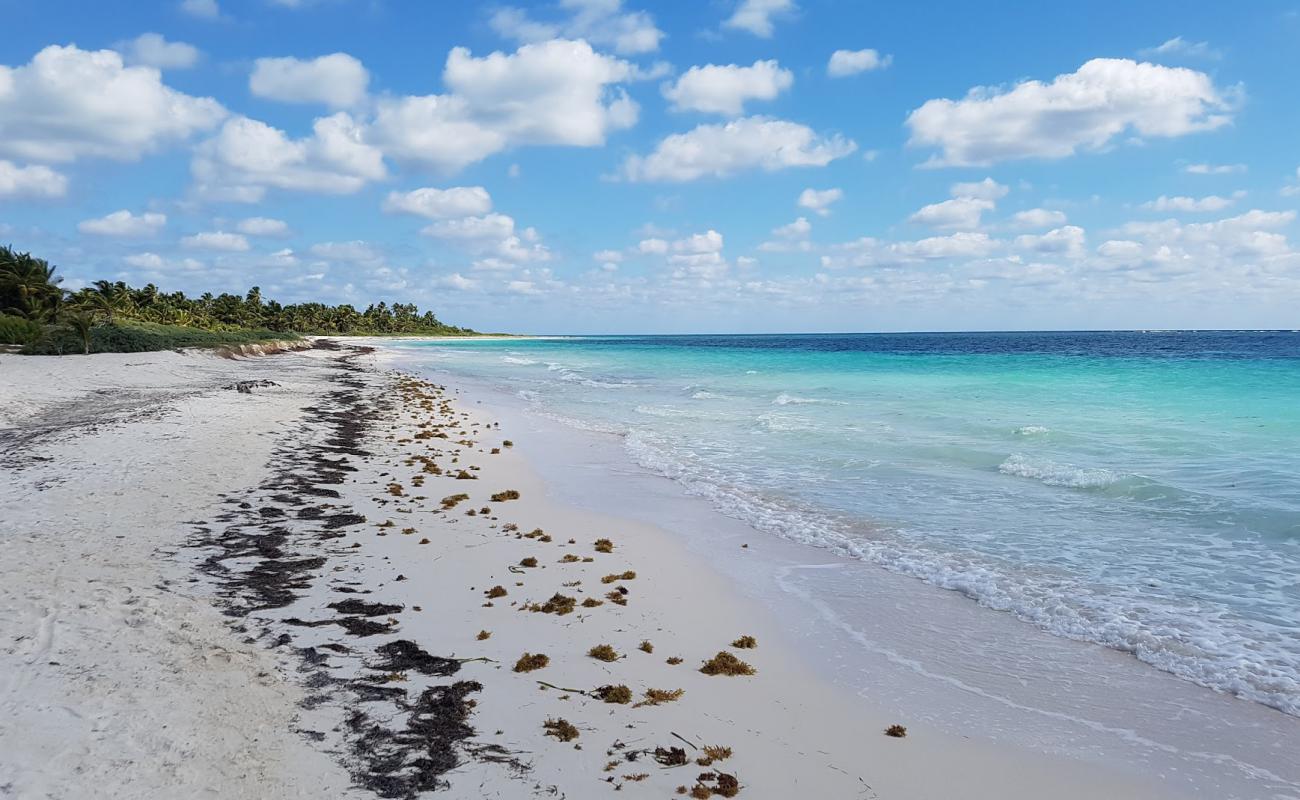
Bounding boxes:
798 187 842 215
191 113 386 200
724 0 796 37
236 217 290 236
490 0 664 55
421 213 551 265
909 196 994 230
0 45 226 163
117 33 200 69
827 49 891 77
662 60 792 116
182 231 250 251
637 237 669 254
906 58 1236 167
250 53 369 109
1014 225 1086 258
0 160 67 198
909 178 1008 230
772 217 811 238
1142 192 1243 212
1184 162 1245 175
78 210 167 236
621 116 855 181
371 39 637 172
383 186 493 219
1010 208 1068 229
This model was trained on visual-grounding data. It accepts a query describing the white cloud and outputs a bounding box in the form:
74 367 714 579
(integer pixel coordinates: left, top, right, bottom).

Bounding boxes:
1184 162 1246 175
772 217 811 238
798 187 842 216
909 196 995 230
1010 208 1068 229
827 49 891 77
906 58 1235 167
490 0 664 55
0 160 67 198
1141 192 1243 212
421 213 550 264
909 178 1008 230
1014 225 1086 258
383 186 493 219
118 33 200 69
371 39 637 172
950 177 1009 200
182 231 250 251
309 240 382 262
673 230 724 253
434 272 479 291
638 237 669 254
78 210 167 236
249 53 369 109
1141 36 1220 60
0 45 226 163
593 249 625 263
662 60 792 116
724 0 796 38
179 0 219 19
621 116 855 182
124 251 204 271
191 113 386 200
236 217 290 236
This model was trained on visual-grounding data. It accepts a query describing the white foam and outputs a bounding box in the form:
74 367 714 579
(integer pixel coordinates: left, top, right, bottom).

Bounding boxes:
1014 425 1051 436
501 356 538 365
998 453 1122 489
772 392 846 406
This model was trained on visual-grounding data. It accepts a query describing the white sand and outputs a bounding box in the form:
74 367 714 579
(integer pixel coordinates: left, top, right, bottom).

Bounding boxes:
0 346 1183 799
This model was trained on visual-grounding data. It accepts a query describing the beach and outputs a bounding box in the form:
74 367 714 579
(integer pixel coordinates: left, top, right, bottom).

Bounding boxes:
1 340 1294 799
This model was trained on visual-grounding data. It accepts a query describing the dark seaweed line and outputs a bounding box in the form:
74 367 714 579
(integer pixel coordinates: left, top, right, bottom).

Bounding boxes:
188 345 510 798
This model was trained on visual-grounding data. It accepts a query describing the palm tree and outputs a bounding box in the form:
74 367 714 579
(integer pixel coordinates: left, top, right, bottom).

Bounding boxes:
61 310 96 354
0 246 63 321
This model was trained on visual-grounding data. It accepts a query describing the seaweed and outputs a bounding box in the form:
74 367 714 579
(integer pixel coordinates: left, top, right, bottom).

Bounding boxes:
513 652 550 673
700 652 754 676
542 718 578 742
587 644 620 662
594 684 633 704
485 585 508 599
525 593 576 615
594 538 614 553
600 570 636 584
730 635 757 650
638 640 654 653
490 489 521 502
885 724 907 738
635 688 683 707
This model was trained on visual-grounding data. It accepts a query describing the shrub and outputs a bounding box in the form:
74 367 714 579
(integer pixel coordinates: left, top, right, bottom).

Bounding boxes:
0 315 42 346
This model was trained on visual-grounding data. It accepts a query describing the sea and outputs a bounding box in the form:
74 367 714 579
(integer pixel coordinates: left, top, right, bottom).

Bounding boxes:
391 331 1300 720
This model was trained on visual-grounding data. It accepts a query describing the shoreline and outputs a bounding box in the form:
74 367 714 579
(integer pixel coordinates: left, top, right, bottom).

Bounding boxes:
0 343 1291 798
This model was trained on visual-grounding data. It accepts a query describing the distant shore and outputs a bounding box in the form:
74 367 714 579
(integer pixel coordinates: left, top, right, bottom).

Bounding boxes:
0 342 1196 798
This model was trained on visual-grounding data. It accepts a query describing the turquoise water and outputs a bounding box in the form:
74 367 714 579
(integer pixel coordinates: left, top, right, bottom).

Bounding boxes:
394 332 1300 715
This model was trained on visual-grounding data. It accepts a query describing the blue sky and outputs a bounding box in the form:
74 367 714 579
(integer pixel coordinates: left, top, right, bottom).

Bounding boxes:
3 0 1299 333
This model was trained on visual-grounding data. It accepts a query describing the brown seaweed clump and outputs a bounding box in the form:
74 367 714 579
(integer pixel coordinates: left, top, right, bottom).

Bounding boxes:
605 590 628 606
491 489 521 502
638 640 654 654
559 554 581 563
594 684 633 704
730 635 757 649
476 630 491 641
587 644 620 662
580 597 604 608
696 745 732 767
543 717 578 742
600 570 636 584
593 538 614 553
635 688 683 707
441 493 469 509
666 656 683 665
885 724 907 738
513 652 550 673
526 593 577 615
692 772 740 798
486 585 508 599
519 557 538 568
700 652 755 676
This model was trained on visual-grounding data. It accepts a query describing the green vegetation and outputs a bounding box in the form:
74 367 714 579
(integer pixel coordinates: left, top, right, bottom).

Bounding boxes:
1 244 476 355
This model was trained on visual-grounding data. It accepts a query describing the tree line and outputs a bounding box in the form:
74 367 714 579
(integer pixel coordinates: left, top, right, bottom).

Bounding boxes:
1 244 474 352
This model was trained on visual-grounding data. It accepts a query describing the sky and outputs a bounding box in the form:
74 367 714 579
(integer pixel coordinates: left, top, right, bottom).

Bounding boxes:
3 0 1300 334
